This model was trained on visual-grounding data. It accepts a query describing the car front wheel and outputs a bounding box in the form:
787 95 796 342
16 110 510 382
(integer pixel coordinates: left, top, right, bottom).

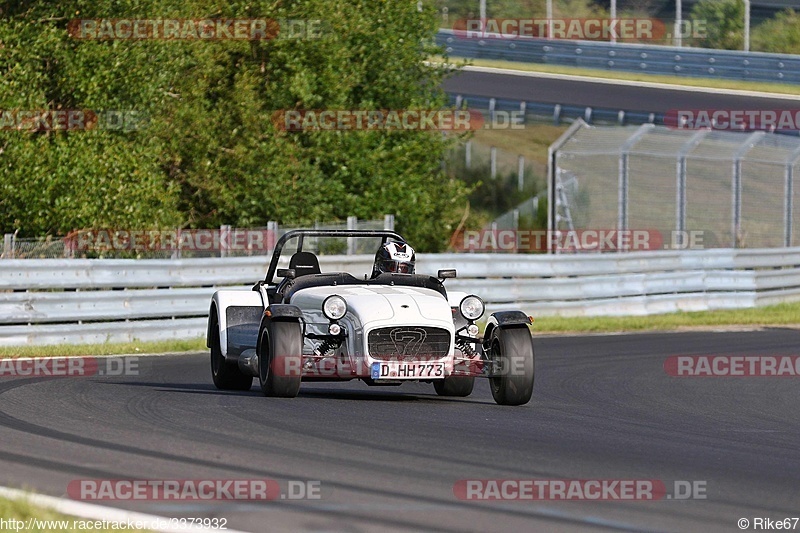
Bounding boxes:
258 320 303 397
489 326 535 406
433 376 475 397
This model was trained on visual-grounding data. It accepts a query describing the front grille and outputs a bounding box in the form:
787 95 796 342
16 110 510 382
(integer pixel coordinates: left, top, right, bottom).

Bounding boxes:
367 326 451 361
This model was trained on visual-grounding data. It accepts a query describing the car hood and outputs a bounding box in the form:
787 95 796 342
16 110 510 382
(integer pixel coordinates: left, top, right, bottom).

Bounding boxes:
290 285 454 329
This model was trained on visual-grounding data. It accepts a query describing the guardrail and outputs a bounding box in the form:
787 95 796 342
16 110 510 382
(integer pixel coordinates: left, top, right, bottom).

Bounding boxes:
437 29 800 84
449 93 662 127
448 93 800 138
2 249 800 346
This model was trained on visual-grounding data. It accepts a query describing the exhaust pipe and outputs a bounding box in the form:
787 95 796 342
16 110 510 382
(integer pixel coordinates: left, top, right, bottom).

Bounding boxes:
238 349 259 376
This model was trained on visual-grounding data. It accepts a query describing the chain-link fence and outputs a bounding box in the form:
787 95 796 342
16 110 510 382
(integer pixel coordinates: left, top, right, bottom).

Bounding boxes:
491 193 545 231
447 140 544 221
1 216 394 259
550 121 800 250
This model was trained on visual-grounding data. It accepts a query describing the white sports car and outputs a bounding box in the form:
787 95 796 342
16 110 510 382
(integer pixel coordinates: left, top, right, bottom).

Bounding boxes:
207 229 535 405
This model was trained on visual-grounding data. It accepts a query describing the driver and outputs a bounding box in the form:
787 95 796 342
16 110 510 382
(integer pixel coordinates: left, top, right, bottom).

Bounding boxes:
371 241 416 278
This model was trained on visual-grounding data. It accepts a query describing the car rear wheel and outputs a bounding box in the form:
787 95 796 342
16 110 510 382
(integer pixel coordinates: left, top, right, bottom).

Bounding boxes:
489 326 534 406
210 311 253 391
258 320 302 397
433 376 474 397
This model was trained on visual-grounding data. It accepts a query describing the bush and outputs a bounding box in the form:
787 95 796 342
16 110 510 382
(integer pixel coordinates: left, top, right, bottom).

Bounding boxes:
0 0 469 251
752 9 800 54
446 142 545 231
689 0 744 50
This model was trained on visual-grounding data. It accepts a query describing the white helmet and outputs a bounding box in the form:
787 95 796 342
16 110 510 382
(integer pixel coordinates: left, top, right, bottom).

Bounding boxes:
372 241 416 277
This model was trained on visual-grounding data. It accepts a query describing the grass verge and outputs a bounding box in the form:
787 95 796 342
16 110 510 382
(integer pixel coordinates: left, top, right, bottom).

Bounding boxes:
437 56 800 96
0 338 206 359
531 301 800 334
0 495 130 532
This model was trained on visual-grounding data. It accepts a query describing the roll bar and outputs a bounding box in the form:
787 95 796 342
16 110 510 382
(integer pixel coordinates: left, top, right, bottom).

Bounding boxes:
264 229 406 284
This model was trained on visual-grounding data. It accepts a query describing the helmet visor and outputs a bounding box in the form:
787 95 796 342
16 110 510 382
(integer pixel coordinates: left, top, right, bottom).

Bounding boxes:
378 260 414 274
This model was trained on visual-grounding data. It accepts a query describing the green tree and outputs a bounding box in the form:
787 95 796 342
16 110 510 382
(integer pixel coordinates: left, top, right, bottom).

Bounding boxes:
689 0 744 50
752 9 800 54
0 0 468 251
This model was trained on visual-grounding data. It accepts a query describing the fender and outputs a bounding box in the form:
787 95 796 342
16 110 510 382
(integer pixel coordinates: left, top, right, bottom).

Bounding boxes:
256 305 305 368
209 289 264 360
482 311 532 348
264 304 304 320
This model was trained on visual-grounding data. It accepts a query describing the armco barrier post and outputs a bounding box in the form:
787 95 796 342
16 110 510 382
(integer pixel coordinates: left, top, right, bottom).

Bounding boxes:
785 147 800 247
220 225 230 258
347 216 357 255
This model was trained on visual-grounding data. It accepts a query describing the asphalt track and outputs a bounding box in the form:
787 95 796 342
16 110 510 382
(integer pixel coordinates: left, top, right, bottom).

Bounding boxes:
443 68 800 113
1 330 799 532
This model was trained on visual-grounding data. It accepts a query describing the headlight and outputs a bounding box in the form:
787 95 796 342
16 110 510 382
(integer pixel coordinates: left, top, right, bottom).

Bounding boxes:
323 295 347 320
459 295 485 321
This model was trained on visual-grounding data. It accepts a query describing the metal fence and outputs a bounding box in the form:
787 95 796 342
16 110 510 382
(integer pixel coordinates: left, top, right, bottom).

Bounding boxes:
1 216 394 260
452 138 543 187
448 93 663 129
437 29 800 84
549 121 800 250
491 193 546 231
2 249 800 345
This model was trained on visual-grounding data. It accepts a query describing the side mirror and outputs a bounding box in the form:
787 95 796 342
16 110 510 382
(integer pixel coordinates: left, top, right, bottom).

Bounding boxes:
438 269 457 279
277 268 296 279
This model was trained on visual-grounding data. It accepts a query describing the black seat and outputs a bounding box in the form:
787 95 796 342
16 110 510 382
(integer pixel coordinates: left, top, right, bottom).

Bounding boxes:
289 251 321 278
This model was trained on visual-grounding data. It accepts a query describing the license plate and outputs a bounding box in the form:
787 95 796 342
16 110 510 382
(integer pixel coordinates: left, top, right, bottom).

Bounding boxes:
371 361 445 380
